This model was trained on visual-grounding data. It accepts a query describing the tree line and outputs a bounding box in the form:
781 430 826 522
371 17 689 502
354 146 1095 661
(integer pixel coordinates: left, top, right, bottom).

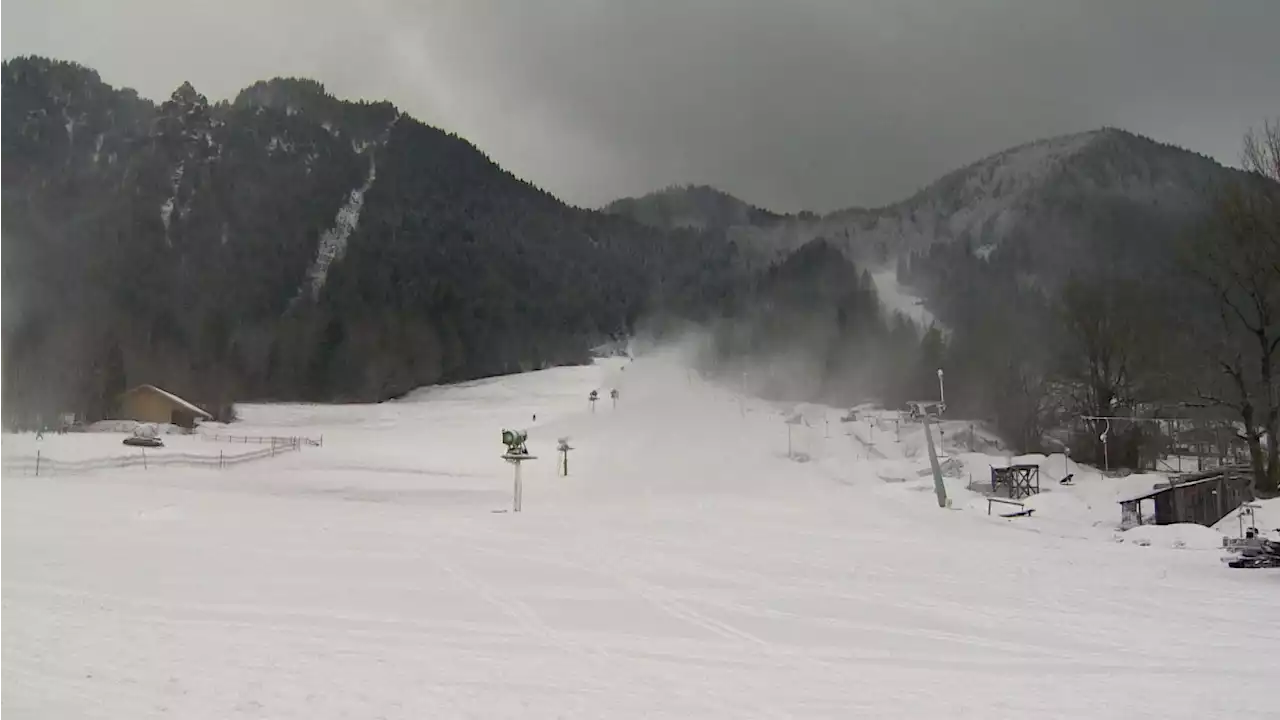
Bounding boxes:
899 121 1279 494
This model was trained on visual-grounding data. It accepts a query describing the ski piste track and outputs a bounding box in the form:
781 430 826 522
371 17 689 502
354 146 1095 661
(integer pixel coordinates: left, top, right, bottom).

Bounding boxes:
4 349 1278 719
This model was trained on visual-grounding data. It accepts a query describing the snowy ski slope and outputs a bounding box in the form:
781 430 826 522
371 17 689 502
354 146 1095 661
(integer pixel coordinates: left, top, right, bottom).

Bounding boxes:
3 348 1278 719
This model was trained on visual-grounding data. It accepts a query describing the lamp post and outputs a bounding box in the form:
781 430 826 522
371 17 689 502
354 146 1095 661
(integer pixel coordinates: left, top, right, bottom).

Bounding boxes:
937 368 946 409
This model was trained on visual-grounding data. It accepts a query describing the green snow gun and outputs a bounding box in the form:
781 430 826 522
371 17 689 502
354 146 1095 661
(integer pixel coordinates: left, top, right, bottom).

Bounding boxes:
502 428 529 456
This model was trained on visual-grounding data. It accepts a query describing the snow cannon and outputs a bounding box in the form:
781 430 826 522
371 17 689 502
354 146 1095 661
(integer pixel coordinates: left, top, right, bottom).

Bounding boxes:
501 428 529 456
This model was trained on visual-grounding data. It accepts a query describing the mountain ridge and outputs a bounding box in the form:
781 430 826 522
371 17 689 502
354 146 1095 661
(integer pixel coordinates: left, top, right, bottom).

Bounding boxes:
606 126 1246 283
609 127 1234 229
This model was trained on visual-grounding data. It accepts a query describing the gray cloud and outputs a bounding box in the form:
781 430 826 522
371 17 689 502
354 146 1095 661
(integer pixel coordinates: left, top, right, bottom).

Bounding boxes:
4 0 1277 211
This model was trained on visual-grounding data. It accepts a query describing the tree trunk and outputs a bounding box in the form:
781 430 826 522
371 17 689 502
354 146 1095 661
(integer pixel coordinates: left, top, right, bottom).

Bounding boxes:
1261 398 1280 495
1245 432 1265 499
1265 430 1280 495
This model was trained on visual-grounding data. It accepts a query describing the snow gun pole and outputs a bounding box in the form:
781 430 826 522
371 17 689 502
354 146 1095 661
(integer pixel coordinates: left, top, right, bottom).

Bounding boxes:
924 415 948 508
0 333 5 430
516 462 523 512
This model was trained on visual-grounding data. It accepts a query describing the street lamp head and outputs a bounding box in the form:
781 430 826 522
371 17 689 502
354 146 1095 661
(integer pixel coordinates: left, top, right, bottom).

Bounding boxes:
937 368 944 378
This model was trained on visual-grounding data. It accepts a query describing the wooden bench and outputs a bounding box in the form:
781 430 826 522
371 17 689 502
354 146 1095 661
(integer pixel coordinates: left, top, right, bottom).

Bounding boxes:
987 497 1034 518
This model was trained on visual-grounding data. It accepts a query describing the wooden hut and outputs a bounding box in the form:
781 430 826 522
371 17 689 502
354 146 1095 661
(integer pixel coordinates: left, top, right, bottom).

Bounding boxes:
1117 467 1252 529
117 385 212 429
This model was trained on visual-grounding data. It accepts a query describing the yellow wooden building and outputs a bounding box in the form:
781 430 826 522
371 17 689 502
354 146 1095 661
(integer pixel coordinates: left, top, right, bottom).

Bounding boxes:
118 385 212 429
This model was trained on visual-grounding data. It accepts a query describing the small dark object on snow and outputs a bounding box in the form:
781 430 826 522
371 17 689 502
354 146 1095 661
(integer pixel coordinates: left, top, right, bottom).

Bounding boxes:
1060 473 1075 485
123 436 164 448
1002 508 1036 518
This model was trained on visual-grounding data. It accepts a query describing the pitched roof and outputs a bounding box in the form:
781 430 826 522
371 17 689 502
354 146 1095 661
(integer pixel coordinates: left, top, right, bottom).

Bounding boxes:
120 384 213 419
1116 467 1251 504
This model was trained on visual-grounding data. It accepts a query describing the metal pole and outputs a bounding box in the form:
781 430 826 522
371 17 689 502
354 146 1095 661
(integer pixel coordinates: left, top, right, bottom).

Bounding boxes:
0 330 6 430
514 462 522 512
1101 419 1111 472
923 416 948 509
142 449 148 470
36 450 41 477
937 369 945 406
787 424 793 458
1174 420 1181 473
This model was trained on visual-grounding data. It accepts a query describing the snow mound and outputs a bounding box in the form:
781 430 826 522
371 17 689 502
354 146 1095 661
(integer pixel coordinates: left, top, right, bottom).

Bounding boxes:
84 420 186 435
1215 496 1280 539
1019 490 1096 522
1120 523 1225 550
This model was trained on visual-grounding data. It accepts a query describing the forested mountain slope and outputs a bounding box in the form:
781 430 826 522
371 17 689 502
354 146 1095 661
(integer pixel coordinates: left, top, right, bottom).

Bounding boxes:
2 57 742 422
609 127 1268 459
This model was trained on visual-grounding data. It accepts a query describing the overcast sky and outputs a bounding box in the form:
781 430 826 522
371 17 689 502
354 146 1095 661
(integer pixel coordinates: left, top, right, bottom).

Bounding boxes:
4 1 1277 212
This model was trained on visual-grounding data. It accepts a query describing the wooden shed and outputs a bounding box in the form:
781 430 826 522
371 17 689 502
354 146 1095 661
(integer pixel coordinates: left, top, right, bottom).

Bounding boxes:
117 385 212 429
1118 467 1252 529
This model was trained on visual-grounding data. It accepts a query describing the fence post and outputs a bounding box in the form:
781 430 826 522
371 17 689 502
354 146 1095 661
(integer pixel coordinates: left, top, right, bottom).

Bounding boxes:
219 450 224 469
271 439 276 457
36 450 41 477
142 449 147 470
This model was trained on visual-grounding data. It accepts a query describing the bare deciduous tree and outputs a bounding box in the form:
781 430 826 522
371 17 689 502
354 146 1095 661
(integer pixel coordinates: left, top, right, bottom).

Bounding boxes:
1188 119 1280 495
1058 275 1150 465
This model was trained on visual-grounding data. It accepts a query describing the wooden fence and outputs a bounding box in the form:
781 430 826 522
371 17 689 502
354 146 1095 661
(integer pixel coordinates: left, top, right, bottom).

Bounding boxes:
199 432 322 447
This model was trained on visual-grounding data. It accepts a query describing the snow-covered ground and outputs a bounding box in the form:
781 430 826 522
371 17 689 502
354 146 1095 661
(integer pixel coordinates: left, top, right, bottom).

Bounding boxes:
870 269 938 329
4 350 1278 719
